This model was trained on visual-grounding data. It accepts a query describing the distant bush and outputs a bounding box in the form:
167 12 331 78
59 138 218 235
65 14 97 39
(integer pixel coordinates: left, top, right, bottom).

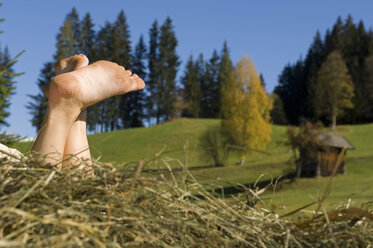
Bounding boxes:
286 120 324 176
200 126 230 167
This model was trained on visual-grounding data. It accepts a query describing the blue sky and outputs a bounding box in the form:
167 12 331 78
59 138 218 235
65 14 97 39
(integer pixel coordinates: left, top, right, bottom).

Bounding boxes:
1 0 373 137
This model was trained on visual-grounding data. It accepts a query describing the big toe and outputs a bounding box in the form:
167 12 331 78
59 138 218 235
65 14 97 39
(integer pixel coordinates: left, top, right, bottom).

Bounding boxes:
55 54 89 75
130 74 145 91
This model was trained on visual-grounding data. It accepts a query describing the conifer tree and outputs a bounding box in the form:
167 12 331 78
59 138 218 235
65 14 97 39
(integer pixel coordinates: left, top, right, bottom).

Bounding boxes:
304 31 326 119
203 50 220 118
196 53 206 118
274 59 306 124
98 23 118 131
314 51 354 131
112 10 132 67
157 17 180 121
219 41 234 118
55 8 80 60
0 46 20 127
127 35 147 127
181 55 200 117
0 5 23 128
221 55 273 165
79 13 95 58
79 12 99 131
91 10 132 131
146 20 159 124
112 10 133 129
350 20 370 122
325 17 343 54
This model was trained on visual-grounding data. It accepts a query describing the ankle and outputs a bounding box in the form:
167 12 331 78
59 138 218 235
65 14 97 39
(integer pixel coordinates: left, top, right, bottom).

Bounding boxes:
48 74 84 109
46 106 81 127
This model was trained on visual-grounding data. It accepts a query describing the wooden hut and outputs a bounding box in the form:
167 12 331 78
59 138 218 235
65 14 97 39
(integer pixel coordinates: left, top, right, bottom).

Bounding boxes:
297 132 354 177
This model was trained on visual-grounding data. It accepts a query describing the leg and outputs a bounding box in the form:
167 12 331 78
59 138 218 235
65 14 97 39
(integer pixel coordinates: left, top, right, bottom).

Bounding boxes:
63 109 91 165
54 55 91 164
32 59 145 166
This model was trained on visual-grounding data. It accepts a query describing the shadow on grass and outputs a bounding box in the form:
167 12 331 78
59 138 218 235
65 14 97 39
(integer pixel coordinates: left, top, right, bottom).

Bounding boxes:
204 171 296 198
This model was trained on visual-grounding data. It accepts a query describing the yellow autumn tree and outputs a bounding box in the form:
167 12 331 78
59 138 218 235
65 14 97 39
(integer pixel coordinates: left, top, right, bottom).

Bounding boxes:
221 55 273 165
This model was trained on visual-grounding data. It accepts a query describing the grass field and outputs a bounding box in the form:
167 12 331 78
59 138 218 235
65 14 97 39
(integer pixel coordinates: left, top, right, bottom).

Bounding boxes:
14 118 373 212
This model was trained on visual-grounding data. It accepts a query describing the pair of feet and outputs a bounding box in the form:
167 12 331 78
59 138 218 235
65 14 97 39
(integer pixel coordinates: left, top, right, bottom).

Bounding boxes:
51 54 144 117
32 54 145 166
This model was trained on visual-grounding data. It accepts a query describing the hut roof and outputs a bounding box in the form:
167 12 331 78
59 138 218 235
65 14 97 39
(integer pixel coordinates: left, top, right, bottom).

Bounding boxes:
317 132 355 150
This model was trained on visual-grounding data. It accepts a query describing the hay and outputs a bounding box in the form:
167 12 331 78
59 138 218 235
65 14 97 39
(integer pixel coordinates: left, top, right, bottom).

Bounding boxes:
0 157 372 247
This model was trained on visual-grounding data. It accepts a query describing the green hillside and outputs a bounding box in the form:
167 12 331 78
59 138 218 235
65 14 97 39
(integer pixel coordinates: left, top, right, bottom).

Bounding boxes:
17 118 373 165
14 118 373 211
15 118 292 167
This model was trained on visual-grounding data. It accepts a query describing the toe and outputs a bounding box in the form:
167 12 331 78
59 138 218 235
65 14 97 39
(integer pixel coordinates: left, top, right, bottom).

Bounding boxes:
133 76 145 90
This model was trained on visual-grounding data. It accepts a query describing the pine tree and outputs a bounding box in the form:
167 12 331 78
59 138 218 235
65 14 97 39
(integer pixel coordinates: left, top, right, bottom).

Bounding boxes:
314 51 354 131
181 55 200 117
97 22 118 131
79 13 95 58
203 50 220 118
112 10 132 67
127 35 147 127
157 17 180 121
132 35 147 79
304 31 326 119
274 59 306 124
27 63 53 131
112 10 133 129
325 17 343 54
221 55 273 165
349 20 371 123
196 53 207 118
146 20 159 124
219 41 234 118
90 10 132 131
0 46 19 127
0 6 23 128
55 8 80 60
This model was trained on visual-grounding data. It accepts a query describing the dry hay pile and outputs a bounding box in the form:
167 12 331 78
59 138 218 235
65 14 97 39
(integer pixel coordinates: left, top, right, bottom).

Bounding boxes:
0 158 372 247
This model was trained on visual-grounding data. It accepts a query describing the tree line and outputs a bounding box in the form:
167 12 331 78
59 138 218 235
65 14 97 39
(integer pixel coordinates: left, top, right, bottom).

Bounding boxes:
273 16 373 126
10 9 373 134
27 8 236 133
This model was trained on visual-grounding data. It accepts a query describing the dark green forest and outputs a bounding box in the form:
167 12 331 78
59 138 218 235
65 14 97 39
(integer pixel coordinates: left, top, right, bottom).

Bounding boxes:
26 9 373 132
274 16 373 126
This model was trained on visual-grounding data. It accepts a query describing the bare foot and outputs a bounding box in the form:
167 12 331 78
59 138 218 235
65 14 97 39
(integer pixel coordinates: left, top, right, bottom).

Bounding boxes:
44 55 90 98
48 61 145 116
54 54 92 165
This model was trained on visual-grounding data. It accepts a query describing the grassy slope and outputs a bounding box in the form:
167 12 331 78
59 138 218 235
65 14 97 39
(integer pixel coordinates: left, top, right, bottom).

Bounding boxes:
14 119 373 211
86 119 292 168
15 118 291 167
